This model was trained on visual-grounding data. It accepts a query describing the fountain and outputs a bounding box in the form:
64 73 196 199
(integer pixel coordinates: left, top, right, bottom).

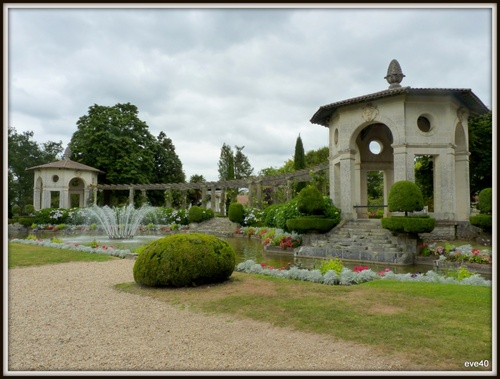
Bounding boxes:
86 204 155 239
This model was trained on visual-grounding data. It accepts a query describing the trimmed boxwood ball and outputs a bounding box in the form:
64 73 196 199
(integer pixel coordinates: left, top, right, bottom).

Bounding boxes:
388 180 424 215
133 233 236 287
477 188 492 214
228 202 245 224
297 185 326 215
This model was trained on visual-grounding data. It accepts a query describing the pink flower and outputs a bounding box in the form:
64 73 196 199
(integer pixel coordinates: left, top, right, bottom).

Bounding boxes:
385 268 391 272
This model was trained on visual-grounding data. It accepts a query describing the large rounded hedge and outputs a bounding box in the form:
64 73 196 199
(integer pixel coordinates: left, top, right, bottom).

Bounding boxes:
133 233 236 287
388 181 424 215
188 206 214 223
286 216 338 233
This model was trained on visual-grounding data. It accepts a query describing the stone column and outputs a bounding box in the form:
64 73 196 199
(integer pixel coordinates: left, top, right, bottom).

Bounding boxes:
256 180 262 209
220 188 226 215
248 182 254 207
165 189 172 208
331 161 341 208
61 188 69 209
339 149 356 220
358 167 368 219
129 188 134 205
455 151 471 221
181 191 187 210
201 186 207 208
435 146 456 220
33 186 41 211
42 189 51 209
286 180 292 201
392 144 409 183
383 169 394 217
210 186 216 211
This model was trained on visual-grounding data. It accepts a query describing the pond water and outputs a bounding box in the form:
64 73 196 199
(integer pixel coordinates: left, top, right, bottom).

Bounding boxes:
10 231 491 279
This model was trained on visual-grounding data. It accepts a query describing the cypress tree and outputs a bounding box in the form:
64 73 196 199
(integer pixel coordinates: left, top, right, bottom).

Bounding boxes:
294 134 307 193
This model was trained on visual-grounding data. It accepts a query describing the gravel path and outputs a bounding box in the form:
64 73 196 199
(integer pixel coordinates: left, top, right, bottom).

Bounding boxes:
8 259 419 373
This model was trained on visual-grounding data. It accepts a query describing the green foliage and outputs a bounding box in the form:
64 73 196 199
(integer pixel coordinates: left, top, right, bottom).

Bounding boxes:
8 126 63 217
234 145 254 179
17 217 36 227
228 203 245 224
320 258 344 275
477 188 492 214
414 156 434 209
469 111 492 196
297 185 325 215
367 171 384 200
24 204 35 215
34 208 70 225
381 216 436 234
218 143 253 181
469 214 492 231
322 197 342 224
294 135 307 193
273 198 302 231
388 181 424 215
446 266 473 281
11 205 21 216
263 204 282 228
188 206 214 223
133 233 236 287
286 216 338 234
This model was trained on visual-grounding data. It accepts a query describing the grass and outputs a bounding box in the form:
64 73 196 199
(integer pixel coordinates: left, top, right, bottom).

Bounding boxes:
7 241 493 371
116 272 493 371
7 242 118 268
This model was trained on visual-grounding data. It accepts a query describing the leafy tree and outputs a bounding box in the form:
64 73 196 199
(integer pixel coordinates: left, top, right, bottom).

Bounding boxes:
217 143 234 181
148 131 186 206
69 103 160 204
414 156 434 211
305 146 329 167
469 111 492 196
70 103 157 186
187 174 206 206
8 126 63 216
234 145 254 179
367 171 384 200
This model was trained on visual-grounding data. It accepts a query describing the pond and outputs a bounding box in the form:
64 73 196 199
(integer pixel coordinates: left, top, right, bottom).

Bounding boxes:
10 230 491 279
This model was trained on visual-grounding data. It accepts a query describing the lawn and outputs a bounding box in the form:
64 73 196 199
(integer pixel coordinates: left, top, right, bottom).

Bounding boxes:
116 272 493 371
7 242 494 371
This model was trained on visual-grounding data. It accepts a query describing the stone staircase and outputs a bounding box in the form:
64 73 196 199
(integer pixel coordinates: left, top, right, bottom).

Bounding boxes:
188 217 237 237
297 219 413 264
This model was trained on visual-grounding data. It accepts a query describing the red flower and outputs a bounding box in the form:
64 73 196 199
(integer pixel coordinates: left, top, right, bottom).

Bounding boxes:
260 263 266 267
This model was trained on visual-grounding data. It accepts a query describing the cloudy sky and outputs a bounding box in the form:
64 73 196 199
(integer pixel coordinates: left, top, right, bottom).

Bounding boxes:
6 4 494 182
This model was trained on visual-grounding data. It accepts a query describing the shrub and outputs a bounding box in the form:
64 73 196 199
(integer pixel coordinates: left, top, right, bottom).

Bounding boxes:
263 204 282 228
477 188 492 214
228 203 245 224
243 207 265 226
24 204 35 215
297 185 325 215
469 214 492 231
320 258 344 275
133 233 236 287
188 206 214 223
274 198 302 231
11 205 21 216
388 181 424 215
35 208 69 225
322 197 342 224
17 216 36 227
286 216 338 234
381 216 435 234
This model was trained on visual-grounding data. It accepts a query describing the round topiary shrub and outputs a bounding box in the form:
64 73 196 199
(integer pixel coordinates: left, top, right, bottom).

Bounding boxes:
477 188 492 214
133 233 236 287
388 180 424 216
228 202 245 224
188 206 214 223
297 185 325 215
11 205 21 216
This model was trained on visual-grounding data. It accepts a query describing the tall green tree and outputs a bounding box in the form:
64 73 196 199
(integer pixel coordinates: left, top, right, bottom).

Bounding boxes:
217 143 234 181
69 103 157 186
305 146 329 167
294 134 307 193
187 174 206 206
8 127 63 216
234 145 253 179
148 131 186 206
469 111 492 196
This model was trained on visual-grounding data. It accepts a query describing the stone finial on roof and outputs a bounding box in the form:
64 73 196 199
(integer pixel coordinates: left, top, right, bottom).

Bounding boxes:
63 146 72 161
384 59 405 89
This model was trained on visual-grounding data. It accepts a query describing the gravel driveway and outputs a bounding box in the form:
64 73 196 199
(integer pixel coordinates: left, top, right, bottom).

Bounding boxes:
7 259 419 373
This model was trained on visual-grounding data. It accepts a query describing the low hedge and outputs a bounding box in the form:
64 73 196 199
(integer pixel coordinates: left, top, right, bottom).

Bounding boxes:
188 206 215 223
469 214 492 231
228 203 245 224
133 233 236 287
286 216 338 234
17 216 36 227
381 216 436 234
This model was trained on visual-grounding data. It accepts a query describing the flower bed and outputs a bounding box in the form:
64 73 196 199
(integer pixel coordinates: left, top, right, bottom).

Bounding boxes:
233 227 302 250
235 260 491 287
9 237 132 258
418 242 492 264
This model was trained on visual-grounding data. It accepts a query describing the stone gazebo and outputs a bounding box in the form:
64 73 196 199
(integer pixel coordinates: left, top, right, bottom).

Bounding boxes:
26 147 103 210
310 59 489 224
